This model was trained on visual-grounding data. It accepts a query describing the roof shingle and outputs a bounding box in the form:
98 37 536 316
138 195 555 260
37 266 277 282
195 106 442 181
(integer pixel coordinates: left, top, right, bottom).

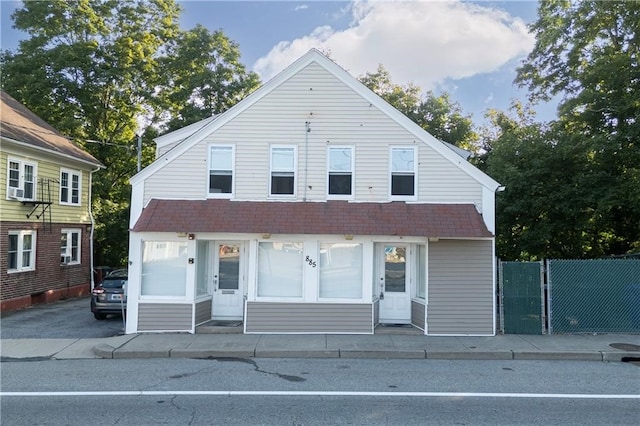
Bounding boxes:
0 91 102 167
132 199 493 238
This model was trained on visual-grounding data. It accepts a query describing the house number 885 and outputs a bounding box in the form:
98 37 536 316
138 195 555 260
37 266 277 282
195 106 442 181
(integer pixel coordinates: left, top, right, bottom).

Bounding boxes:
305 256 317 268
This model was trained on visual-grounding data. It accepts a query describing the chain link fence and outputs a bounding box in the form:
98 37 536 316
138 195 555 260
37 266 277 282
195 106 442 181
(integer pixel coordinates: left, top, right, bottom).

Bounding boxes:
548 258 640 334
499 261 544 334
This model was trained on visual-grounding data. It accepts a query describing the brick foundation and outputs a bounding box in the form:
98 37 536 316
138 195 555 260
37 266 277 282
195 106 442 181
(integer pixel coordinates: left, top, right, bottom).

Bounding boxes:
1 221 93 313
1 283 90 312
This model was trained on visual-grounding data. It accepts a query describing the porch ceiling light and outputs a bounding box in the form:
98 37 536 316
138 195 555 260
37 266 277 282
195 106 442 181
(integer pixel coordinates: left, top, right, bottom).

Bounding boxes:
261 233 271 239
344 234 353 240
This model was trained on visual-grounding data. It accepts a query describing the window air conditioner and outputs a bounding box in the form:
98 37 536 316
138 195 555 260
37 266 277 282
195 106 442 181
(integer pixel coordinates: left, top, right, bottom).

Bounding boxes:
8 187 25 199
61 255 72 264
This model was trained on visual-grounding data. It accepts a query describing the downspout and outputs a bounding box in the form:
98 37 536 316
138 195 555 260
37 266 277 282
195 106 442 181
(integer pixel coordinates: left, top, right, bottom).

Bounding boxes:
303 121 311 201
89 166 101 290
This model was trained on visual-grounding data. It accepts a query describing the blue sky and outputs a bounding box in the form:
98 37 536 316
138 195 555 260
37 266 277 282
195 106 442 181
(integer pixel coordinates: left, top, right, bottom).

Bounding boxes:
1 0 556 124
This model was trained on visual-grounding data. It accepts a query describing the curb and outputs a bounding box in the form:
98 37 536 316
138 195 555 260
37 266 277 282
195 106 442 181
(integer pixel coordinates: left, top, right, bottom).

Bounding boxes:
89 346 638 362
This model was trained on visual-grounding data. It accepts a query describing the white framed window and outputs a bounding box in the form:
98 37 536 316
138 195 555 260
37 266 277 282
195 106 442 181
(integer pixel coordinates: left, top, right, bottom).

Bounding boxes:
7 230 36 272
319 243 363 299
270 145 296 196
60 169 81 205
257 242 303 298
327 147 354 198
390 147 416 199
60 229 81 265
208 145 234 197
6 158 36 201
141 241 188 297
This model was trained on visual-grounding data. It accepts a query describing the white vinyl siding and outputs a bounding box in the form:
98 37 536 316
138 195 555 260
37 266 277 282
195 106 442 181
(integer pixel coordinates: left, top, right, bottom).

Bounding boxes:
142 62 484 209
427 239 494 336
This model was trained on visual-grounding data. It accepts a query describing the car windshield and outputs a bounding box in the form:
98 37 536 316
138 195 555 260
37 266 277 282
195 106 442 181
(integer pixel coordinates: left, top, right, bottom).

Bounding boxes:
101 269 127 288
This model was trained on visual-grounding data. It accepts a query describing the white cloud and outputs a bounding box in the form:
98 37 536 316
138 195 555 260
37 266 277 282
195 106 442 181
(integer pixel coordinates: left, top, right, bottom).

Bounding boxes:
253 0 534 90
294 4 309 11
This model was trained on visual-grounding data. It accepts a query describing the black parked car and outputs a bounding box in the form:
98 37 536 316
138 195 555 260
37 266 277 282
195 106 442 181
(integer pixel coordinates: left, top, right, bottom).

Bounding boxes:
91 268 127 320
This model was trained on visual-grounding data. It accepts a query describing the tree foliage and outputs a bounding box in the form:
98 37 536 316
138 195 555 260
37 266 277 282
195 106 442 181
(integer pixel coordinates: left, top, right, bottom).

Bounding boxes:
359 65 479 151
514 0 640 257
1 0 260 265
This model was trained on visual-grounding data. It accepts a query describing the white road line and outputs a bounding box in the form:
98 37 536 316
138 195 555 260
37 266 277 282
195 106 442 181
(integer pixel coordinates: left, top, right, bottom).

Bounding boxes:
1 391 639 399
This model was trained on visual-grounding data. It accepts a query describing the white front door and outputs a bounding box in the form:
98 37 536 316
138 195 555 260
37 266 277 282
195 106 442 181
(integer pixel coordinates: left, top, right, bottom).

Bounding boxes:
378 244 411 324
212 242 245 320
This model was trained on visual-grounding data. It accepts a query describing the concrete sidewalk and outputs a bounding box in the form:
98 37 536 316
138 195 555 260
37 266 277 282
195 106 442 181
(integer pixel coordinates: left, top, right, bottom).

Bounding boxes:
1 332 639 362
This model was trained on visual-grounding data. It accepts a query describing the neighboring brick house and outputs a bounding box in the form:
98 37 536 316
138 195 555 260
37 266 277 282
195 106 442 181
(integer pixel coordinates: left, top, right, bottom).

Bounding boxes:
0 91 104 311
126 49 502 335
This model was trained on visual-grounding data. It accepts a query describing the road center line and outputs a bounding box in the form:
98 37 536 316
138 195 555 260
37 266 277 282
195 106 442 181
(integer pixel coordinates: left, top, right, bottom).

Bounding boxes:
1 391 638 399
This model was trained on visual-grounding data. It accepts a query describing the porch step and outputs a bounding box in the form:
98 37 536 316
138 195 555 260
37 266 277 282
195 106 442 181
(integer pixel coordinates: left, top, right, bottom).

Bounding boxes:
196 320 243 334
374 324 423 335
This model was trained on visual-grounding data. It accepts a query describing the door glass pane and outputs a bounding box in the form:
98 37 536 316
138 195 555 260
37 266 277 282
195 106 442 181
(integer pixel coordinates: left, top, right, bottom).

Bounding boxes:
218 244 240 290
384 245 405 292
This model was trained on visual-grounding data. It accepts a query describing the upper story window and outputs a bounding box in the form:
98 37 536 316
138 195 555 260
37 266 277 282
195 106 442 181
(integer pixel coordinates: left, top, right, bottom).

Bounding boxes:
390 147 416 199
7 230 36 272
60 169 81 205
61 229 81 265
327 147 353 198
270 146 296 196
6 158 36 201
209 145 234 197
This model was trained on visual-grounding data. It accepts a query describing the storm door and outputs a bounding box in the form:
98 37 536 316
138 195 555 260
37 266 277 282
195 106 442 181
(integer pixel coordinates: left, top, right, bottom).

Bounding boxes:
212 242 245 319
378 244 411 324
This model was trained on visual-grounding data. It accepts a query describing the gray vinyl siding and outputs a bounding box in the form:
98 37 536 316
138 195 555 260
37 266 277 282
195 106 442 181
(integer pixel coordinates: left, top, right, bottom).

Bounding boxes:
245 302 373 333
373 300 379 325
411 301 425 329
427 240 494 335
195 299 212 325
138 303 193 332
142 62 484 208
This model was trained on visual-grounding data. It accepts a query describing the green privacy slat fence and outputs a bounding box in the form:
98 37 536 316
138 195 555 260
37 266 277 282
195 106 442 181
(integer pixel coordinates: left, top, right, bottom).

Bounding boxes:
500 261 544 334
549 259 640 334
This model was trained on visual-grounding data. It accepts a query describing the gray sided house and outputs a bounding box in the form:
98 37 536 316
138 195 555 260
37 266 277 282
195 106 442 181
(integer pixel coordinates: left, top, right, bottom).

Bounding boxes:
127 49 501 336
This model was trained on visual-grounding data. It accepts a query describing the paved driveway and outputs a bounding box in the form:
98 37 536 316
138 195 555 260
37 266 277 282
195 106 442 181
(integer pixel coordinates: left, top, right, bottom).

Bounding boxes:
0 297 124 339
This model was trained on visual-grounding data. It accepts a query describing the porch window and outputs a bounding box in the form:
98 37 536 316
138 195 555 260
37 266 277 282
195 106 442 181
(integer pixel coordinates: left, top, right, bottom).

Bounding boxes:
319 243 363 299
7 230 36 272
270 146 296 196
257 242 303 297
328 147 353 198
60 229 81 264
209 145 234 196
7 158 36 201
141 241 188 297
390 147 416 198
60 169 81 205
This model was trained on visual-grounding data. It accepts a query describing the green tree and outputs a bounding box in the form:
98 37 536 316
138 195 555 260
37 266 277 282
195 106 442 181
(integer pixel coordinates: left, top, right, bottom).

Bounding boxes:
359 65 478 151
481 103 597 260
159 24 261 132
516 0 640 255
1 0 259 265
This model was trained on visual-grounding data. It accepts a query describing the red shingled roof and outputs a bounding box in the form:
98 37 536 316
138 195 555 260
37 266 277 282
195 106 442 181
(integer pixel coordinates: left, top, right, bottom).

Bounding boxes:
132 199 492 238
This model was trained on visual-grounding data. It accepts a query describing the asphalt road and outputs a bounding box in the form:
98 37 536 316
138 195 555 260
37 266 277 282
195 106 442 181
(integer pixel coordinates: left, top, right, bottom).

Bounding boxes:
0 296 124 339
1 358 639 425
